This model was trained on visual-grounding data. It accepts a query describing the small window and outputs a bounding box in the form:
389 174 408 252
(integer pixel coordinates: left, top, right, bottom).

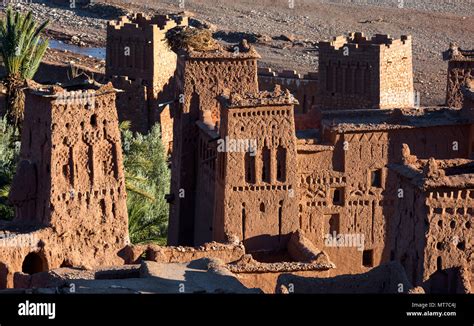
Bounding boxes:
326 214 339 235
245 152 255 184
90 114 97 127
332 188 344 205
371 169 382 188
260 202 265 213
362 250 374 267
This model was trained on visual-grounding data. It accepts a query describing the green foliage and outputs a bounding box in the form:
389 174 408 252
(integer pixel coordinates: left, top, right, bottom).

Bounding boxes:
0 6 49 79
121 123 170 245
0 117 19 220
0 6 49 130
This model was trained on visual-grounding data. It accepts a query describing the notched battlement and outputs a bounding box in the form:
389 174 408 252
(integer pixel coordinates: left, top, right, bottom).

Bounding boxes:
443 43 474 61
108 13 188 32
319 32 411 51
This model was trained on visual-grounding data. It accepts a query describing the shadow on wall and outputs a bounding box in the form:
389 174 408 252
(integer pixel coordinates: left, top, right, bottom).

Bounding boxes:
275 261 413 293
424 266 470 294
244 234 290 253
0 263 8 288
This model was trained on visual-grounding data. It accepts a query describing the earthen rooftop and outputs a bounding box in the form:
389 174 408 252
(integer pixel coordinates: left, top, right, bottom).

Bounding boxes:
322 107 469 133
28 79 116 97
184 42 261 60
390 159 474 190
223 86 299 108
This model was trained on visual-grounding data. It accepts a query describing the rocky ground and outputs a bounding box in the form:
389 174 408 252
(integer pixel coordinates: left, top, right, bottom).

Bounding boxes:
1 0 473 106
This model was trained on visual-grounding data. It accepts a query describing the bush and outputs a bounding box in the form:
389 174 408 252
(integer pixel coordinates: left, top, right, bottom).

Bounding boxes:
0 117 19 220
121 123 170 245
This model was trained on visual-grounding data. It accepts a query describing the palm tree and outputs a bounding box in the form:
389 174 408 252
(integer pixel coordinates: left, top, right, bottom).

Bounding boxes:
0 7 49 130
120 121 171 245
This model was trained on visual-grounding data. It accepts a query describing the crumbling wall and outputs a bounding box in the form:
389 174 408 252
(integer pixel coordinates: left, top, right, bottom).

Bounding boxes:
276 261 414 293
106 13 186 90
444 45 474 108
287 230 321 262
121 241 245 264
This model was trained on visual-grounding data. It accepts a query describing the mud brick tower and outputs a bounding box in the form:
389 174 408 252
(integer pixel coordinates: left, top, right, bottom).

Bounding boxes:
106 13 188 151
213 87 300 251
317 33 414 110
0 80 129 288
168 41 260 246
11 81 128 233
443 43 474 109
390 155 474 293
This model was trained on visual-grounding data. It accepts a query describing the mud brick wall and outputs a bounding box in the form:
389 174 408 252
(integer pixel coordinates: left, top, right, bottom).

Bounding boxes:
446 60 474 108
106 14 186 91
294 118 471 275
112 76 149 133
391 169 473 292
106 14 187 145
258 68 319 130
193 124 218 245
145 242 245 264
0 83 130 288
214 94 299 252
317 33 414 110
168 50 259 246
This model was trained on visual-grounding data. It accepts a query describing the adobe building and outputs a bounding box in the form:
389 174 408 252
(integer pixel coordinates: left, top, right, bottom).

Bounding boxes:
390 154 473 293
214 87 300 251
106 13 189 153
0 79 129 288
317 32 414 110
166 30 474 284
443 43 474 109
167 40 260 246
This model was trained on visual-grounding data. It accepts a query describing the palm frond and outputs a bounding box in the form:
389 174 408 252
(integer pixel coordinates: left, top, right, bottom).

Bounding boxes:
119 120 132 131
0 7 49 129
125 181 155 201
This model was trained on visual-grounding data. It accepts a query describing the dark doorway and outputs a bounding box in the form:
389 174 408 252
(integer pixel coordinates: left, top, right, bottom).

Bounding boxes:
22 252 47 275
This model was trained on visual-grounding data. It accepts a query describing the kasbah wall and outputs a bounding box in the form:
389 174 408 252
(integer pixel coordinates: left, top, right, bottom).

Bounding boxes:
0 12 472 293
